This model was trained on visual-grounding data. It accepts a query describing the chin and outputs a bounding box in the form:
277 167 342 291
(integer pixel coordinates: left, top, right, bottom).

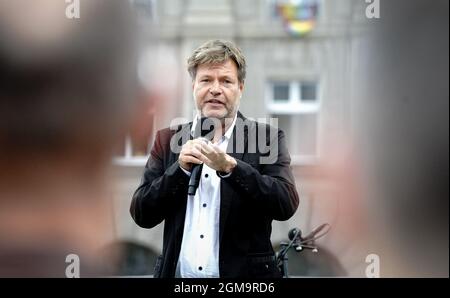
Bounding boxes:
202 109 227 119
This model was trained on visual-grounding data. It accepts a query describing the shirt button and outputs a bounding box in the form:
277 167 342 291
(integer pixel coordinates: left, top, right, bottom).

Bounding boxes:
200 234 204 239
203 203 207 208
204 173 209 178
198 266 203 271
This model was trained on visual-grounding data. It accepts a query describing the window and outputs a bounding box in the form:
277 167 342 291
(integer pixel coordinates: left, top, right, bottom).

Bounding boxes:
268 80 319 112
300 82 317 101
273 82 290 102
113 106 155 166
267 80 320 163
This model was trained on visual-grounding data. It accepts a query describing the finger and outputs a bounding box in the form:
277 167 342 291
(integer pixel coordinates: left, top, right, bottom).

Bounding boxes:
182 140 194 152
200 146 219 163
199 155 213 167
192 138 208 146
210 143 224 154
190 147 205 159
192 143 203 153
181 155 203 165
181 145 204 158
200 142 214 155
197 137 210 144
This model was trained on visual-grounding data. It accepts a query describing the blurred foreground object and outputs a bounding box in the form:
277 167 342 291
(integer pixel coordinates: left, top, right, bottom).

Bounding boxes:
352 0 449 277
0 0 137 277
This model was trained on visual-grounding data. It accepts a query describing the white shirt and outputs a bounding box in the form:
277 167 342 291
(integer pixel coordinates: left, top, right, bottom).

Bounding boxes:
176 114 237 278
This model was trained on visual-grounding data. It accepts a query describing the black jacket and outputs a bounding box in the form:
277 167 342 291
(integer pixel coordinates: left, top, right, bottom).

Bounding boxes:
130 112 299 278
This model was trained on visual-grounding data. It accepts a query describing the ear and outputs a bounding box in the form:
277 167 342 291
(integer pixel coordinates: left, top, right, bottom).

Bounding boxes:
239 81 244 92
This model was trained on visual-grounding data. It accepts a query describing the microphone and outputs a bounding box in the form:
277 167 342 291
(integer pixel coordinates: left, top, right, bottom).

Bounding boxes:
288 228 302 242
287 224 330 252
187 117 217 196
288 227 306 252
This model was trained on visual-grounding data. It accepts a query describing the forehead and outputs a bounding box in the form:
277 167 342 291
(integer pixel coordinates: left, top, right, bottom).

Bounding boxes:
196 59 238 77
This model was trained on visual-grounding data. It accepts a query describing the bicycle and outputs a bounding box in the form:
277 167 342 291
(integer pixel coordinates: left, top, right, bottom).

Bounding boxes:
276 223 331 278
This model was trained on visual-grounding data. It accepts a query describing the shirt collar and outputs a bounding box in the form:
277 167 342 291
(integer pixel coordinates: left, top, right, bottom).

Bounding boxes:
191 113 238 141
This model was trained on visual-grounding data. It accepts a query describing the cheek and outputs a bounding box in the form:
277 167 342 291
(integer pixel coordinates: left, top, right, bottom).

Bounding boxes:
193 87 205 102
198 86 210 96
225 89 240 103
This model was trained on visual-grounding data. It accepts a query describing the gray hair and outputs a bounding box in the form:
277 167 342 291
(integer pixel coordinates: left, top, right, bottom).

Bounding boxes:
187 39 247 83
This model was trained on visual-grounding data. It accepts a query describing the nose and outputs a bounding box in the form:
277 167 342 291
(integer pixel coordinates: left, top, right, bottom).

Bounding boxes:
209 81 221 96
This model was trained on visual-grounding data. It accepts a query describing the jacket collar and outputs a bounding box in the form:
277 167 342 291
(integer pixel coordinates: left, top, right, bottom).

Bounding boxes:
190 112 240 142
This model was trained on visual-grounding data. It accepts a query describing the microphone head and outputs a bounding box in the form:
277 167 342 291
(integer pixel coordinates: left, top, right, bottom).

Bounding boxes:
288 228 301 241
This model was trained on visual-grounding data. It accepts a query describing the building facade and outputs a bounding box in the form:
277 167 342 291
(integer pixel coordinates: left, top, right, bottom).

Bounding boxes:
111 0 371 276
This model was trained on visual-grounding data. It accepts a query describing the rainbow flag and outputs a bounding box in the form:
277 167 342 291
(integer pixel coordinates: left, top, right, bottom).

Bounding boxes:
276 1 318 37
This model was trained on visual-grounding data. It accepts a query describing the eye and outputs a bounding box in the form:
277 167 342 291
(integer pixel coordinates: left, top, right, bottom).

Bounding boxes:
200 79 210 82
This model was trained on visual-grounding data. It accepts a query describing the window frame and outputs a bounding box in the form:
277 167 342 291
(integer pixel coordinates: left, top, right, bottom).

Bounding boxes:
266 79 322 165
113 113 155 167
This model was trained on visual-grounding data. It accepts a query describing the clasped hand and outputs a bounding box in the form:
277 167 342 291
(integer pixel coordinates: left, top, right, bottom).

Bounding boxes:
178 138 237 174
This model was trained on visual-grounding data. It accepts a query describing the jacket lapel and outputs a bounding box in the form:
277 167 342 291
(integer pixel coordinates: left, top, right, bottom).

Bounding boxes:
219 112 249 244
172 122 194 254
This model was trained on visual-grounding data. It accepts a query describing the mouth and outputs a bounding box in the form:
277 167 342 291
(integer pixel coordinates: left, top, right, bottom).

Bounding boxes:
205 99 225 107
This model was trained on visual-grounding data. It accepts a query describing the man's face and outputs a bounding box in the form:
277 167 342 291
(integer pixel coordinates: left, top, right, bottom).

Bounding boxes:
193 59 243 120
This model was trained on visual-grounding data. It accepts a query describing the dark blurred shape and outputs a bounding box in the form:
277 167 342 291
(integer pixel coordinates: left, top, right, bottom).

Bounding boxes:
353 0 449 276
100 241 159 276
0 0 136 157
274 243 347 277
0 0 138 277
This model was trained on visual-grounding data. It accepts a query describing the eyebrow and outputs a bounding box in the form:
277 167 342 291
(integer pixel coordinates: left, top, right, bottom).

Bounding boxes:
198 74 235 80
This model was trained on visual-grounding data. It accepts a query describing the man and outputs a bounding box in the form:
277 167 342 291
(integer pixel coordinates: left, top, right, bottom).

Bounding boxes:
130 40 299 278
